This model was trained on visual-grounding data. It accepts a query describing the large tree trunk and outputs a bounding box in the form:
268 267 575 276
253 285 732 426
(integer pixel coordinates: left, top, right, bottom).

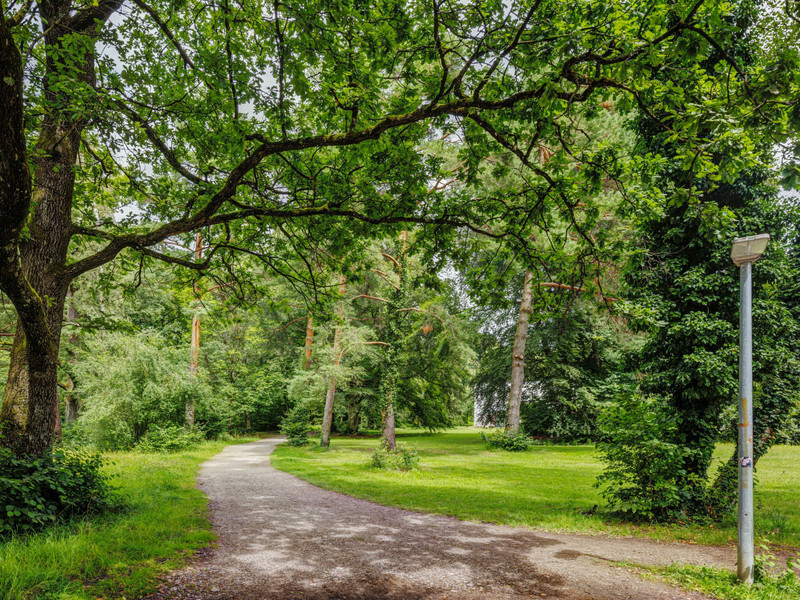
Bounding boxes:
320 275 347 448
506 270 534 434
0 1 105 456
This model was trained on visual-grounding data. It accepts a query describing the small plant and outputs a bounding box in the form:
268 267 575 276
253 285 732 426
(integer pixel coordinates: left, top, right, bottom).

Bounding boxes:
656 556 800 600
480 429 533 451
136 425 205 453
0 446 119 536
370 444 419 470
280 407 310 446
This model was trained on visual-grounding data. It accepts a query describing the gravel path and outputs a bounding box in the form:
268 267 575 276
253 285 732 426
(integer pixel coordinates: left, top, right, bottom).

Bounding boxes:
143 438 737 600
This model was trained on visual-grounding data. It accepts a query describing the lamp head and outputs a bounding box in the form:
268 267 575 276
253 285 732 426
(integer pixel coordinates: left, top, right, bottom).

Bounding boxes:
731 233 770 266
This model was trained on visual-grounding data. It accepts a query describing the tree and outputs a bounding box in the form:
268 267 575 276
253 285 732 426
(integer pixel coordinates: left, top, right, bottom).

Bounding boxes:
320 275 348 448
506 270 533 434
2 0 793 455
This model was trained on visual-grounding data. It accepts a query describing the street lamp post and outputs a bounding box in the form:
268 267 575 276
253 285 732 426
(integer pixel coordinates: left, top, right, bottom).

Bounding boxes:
730 233 770 585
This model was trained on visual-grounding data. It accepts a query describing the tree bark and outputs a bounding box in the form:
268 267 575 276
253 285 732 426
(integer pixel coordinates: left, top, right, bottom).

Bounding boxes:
187 232 202 429
0 0 121 456
506 269 534 434
382 402 396 449
320 275 347 448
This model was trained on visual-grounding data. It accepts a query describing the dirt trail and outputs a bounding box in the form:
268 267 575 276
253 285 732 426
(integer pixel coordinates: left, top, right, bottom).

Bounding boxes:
143 438 737 600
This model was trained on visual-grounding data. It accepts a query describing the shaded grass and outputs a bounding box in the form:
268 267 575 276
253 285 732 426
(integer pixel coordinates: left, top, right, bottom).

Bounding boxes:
271 428 800 549
0 438 256 600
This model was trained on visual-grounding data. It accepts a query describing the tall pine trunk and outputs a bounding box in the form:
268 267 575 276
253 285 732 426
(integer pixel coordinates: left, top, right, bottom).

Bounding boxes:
506 270 533 434
320 275 347 448
186 232 203 428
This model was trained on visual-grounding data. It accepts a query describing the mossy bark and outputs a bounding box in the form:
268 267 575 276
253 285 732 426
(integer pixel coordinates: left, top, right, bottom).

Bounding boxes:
0 0 102 455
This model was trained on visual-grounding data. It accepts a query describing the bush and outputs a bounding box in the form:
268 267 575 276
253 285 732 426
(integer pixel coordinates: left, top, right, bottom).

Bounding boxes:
135 425 205 453
595 393 705 521
370 444 419 470
280 407 309 446
0 446 118 536
481 428 533 451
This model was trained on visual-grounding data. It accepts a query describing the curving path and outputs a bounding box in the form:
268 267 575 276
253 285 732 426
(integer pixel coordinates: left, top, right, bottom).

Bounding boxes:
144 438 736 600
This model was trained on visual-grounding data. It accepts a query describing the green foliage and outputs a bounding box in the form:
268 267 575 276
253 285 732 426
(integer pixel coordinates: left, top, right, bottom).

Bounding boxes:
135 425 205 453
0 439 254 600
753 544 798 586
595 394 705 521
0 446 117 536
612 0 800 516
370 444 419 470
654 558 800 600
480 428 534 451
72 331 216 450
473 301 634 442
280 407 310 447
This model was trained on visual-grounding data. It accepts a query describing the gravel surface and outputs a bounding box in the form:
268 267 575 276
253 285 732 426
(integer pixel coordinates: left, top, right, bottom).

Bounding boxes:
142 438 737 600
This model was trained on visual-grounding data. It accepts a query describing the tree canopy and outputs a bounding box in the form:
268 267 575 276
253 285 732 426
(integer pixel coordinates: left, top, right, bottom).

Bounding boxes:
1 0 798 459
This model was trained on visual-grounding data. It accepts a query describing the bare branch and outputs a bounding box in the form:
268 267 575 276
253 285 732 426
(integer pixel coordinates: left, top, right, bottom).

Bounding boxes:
381 253 400 269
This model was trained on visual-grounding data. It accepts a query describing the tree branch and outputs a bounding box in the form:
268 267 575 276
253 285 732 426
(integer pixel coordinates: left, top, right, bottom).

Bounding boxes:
130 0 197 71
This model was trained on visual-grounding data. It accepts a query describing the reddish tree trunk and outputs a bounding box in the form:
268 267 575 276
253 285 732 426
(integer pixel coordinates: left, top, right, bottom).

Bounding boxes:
187 232 203 428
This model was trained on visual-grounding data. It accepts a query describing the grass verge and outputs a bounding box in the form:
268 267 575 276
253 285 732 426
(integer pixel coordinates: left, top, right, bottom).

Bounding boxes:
0 438 256 600
271 427 800 548
643 563 800 600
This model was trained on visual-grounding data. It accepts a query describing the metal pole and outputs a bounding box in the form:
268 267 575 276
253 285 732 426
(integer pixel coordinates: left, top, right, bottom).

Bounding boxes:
738 261 754 584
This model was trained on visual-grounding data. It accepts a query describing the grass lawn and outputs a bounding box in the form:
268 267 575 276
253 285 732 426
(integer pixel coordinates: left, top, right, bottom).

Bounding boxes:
271 427 800 550
0 438 256 600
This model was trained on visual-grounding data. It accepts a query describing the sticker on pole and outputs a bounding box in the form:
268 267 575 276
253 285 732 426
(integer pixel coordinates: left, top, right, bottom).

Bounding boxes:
739 457 753 468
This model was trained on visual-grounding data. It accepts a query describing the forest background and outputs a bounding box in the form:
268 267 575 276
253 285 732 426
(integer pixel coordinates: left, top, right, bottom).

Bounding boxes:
2 0 800 530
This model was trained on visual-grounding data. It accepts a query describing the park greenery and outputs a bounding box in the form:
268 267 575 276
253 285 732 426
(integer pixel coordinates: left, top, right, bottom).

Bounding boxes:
0 439 256 600
1 0 800 596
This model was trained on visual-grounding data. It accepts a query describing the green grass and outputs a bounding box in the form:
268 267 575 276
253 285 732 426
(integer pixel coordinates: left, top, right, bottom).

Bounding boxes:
271 427 800 549
644 563 800 600
0 438 256 600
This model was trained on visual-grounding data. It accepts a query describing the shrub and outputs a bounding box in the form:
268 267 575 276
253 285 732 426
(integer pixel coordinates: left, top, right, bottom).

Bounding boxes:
280 407 309 446
136 425 205 453
595 393 705 521
481 429 533 451
0 446 118 536
370 444 419 470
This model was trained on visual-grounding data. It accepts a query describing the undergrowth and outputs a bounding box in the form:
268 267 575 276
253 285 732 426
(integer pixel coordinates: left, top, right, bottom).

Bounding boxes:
0 437 255 600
